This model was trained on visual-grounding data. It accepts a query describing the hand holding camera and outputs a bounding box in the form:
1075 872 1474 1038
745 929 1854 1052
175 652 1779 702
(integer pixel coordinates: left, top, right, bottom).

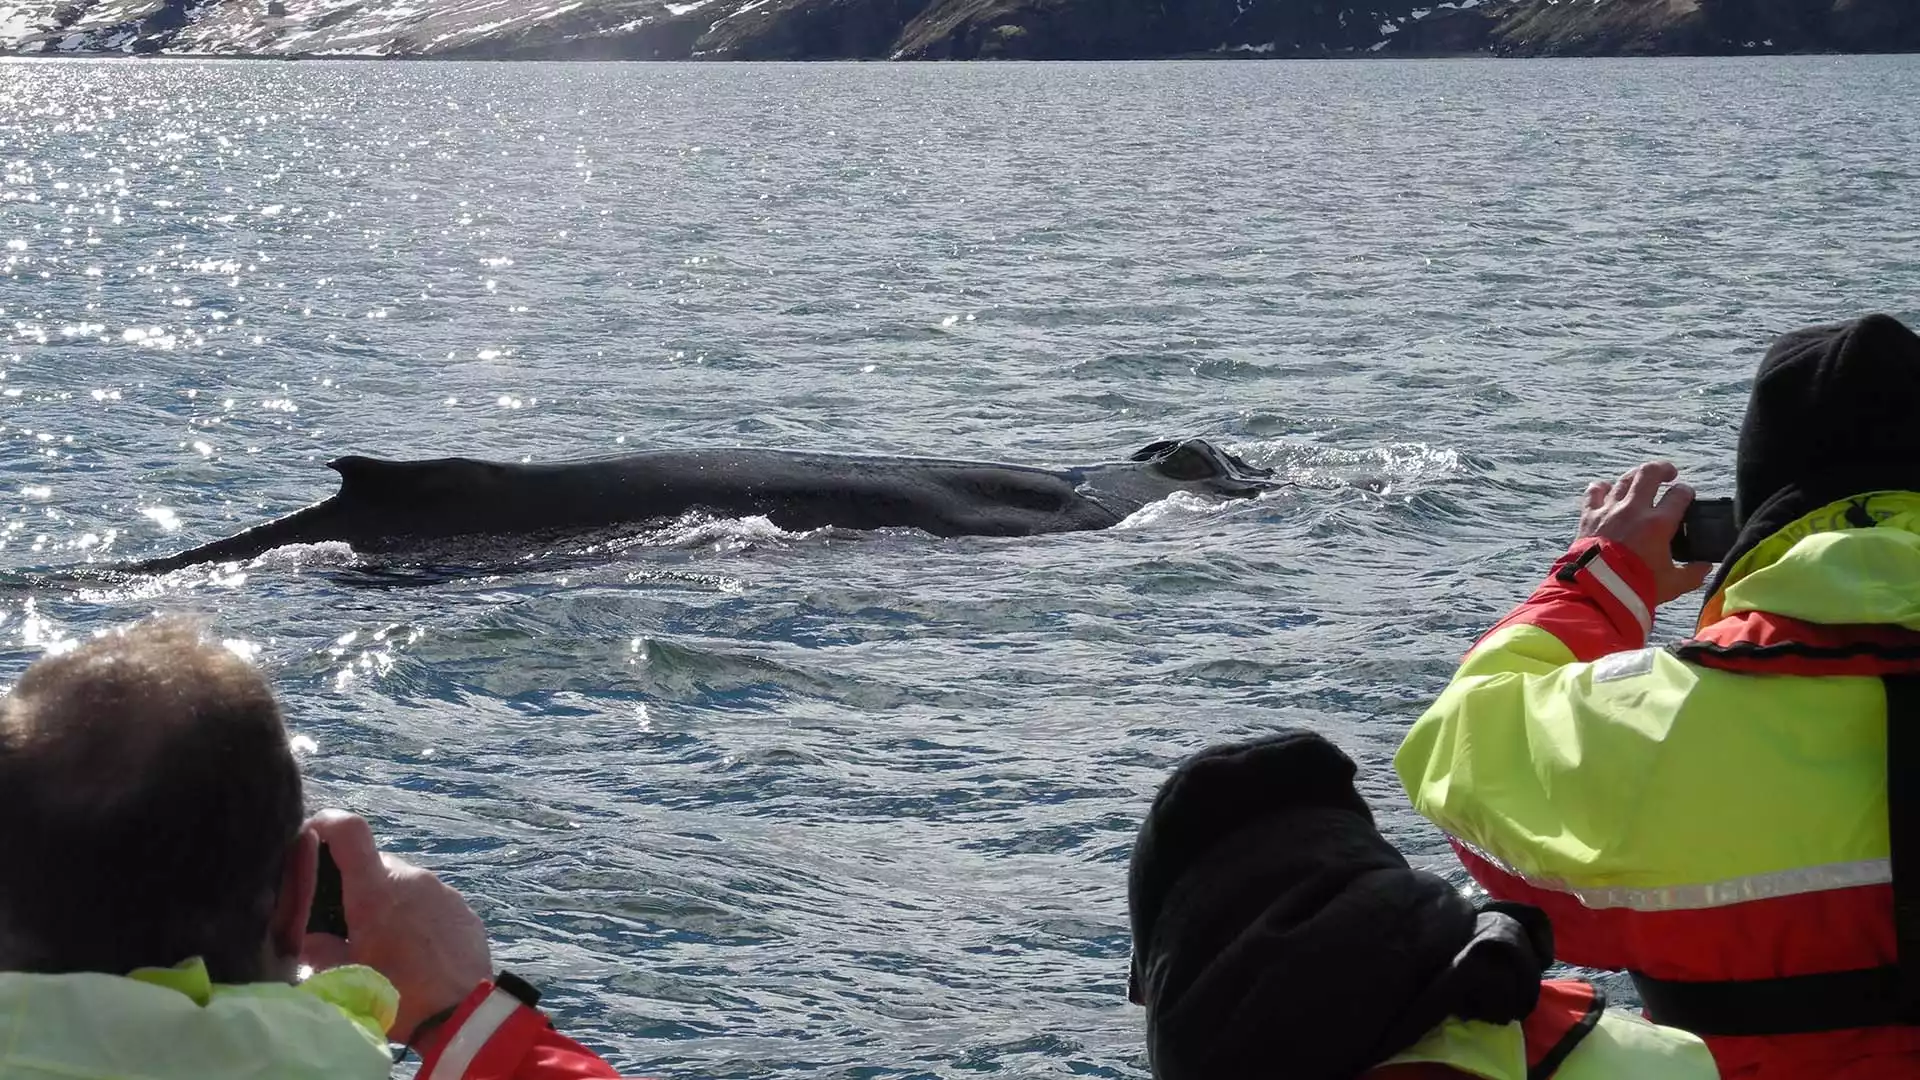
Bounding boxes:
1576 461 1720 607
300 810 494 1046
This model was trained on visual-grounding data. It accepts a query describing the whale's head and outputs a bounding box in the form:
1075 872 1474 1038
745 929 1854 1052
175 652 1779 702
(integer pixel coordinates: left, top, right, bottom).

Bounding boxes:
1074 438 1281 517
1125 439 1278 498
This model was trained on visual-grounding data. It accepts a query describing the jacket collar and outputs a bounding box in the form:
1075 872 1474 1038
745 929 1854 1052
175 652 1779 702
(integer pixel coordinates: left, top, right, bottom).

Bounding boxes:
1701 491 1920 630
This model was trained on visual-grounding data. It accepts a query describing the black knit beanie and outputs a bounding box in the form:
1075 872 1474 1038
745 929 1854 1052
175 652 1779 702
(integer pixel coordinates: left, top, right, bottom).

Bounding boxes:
1707 313 1920 597
1127 730 1554 1080
1127 729 1373 974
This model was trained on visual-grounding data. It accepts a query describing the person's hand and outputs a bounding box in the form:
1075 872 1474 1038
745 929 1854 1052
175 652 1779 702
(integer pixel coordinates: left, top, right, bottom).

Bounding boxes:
1577 461 1714 607
300 810 492 1045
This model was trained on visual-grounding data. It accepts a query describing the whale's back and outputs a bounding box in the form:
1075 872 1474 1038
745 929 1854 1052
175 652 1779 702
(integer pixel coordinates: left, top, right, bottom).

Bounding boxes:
134 440 1276 572
324 448 1117 539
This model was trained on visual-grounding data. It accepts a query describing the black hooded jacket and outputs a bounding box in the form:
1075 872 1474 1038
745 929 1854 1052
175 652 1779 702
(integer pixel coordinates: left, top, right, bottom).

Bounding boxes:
1128 730 1554 1080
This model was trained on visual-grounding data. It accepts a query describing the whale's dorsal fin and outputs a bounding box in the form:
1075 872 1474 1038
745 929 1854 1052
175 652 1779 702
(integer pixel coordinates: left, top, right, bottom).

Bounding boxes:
329 455 409 501
328 455 494 504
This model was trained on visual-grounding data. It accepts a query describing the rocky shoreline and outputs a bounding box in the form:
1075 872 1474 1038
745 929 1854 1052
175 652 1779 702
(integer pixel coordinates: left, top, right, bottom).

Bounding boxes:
2 0 1915 62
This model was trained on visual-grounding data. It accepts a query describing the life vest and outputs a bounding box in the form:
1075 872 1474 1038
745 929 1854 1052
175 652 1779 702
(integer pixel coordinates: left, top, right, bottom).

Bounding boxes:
1397 490 1920 1076
1369 980 1714 1080
1638 494 1920 1041
1620 599 1920 1039
0 957 397 1079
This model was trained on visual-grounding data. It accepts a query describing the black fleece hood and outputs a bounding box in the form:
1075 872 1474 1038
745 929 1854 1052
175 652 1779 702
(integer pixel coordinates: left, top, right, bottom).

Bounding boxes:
1127 730 1553 1080
1707 313 1920 598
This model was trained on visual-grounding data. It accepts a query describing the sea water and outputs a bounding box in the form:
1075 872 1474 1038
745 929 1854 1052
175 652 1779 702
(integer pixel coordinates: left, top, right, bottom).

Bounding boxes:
2 55 1918 1076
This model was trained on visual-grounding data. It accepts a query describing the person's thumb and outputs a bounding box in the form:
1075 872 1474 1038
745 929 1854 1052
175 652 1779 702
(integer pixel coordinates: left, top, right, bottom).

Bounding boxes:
1665 560 1714 602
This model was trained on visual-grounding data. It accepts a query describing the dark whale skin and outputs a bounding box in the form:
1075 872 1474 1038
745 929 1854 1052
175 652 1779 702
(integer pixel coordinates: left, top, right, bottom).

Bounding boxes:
132 438 1279 572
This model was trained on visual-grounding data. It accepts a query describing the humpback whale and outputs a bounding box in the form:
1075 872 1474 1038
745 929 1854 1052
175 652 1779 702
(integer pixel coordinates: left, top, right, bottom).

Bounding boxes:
132 438 1280 573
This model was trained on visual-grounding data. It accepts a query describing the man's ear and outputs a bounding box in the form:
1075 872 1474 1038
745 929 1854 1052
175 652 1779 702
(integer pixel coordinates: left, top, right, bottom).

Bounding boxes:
270 826 320 964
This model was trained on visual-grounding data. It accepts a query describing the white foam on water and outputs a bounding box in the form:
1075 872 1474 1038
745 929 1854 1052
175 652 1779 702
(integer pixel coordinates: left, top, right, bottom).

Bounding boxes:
1113 490 1241 531
246 540 358 569
1264 441 1463 496
649 512 806 551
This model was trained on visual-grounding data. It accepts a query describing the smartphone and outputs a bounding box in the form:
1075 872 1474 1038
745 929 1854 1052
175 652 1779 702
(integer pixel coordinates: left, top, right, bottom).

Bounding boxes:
1671 497 1738 564
307 842 349 937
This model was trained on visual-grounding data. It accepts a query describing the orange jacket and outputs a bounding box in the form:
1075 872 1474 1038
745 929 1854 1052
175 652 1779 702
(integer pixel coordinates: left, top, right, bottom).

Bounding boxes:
414 978 624 1080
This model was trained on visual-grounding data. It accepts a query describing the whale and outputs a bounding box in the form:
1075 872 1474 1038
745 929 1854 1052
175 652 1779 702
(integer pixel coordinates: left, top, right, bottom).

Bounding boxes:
131 438 1281 573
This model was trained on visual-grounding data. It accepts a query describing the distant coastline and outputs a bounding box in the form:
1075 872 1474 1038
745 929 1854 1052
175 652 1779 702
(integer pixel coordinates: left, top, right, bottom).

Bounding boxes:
3 0 1916 64
5 48 1914 61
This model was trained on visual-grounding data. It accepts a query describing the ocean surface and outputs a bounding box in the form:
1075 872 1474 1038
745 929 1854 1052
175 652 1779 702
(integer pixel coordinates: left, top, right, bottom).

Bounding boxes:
2 55 1918 1076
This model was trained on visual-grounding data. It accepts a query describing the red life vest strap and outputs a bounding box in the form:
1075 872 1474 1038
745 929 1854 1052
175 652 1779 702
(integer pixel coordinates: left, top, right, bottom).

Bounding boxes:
1673 610 1920 676
1522 980 1604 1080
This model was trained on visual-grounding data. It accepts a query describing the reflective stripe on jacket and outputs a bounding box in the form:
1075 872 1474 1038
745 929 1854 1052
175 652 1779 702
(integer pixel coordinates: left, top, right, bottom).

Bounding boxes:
1372 980 1717 1080
1395 492 1920 1078
414 977 623 1080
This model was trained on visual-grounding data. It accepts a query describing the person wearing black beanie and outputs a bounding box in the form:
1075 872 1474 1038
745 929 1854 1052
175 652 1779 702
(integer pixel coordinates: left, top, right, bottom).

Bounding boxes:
1128 728 1716 1080
1396 314 1920 1080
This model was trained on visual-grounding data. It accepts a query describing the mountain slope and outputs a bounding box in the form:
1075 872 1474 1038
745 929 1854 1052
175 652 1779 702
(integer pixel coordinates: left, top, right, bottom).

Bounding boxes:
0 0 1914 59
